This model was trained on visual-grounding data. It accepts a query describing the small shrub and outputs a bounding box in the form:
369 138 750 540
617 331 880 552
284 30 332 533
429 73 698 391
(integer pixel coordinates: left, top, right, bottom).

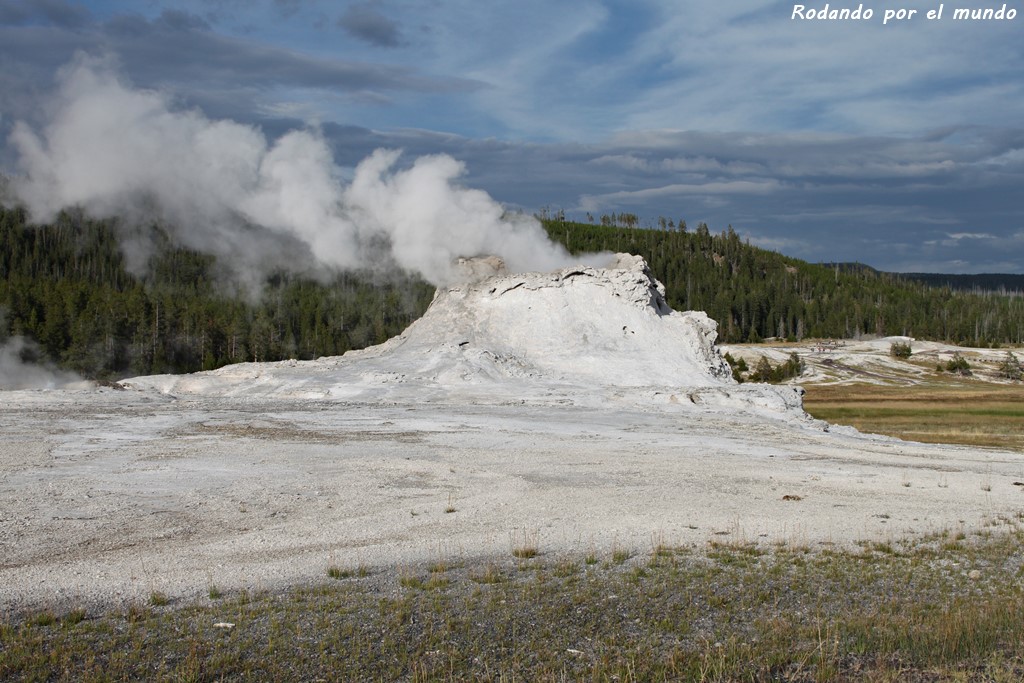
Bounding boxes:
999 351 1022 381
890 341 912 359
749 356 775 382
774 352 804 381
749 353 803 383
944 352 972 376
723 352 748 383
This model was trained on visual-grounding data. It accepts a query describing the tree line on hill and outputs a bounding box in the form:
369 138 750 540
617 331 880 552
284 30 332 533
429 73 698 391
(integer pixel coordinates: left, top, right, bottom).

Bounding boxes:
543 220 1024 347
821 263 1024 296
0 206 433 379
1 206 1022 380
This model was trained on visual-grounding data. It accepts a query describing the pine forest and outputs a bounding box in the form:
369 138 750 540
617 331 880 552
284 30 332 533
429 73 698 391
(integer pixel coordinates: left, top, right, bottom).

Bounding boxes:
1 206 1022 380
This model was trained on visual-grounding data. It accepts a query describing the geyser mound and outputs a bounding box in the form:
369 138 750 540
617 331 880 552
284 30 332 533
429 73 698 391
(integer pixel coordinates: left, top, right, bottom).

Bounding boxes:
367 253 733 387
126 254 806 417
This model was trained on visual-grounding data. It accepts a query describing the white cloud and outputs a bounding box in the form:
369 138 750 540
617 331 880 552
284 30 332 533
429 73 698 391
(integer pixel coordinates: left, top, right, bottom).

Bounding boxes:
579 179 781 212
947 232 996 240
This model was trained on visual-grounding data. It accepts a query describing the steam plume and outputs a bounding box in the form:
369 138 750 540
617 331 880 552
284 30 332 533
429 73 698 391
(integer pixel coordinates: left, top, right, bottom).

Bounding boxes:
0 335 85 390
8 55 596 286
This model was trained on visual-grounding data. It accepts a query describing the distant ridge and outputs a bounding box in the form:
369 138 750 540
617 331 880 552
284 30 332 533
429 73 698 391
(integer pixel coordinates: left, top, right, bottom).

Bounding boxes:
893 273 1024 294
818 262 881 275
821 263 1024 294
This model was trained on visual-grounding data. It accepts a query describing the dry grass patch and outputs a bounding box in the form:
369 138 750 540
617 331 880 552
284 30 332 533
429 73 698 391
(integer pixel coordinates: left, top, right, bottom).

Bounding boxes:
510 529 539 559
6 523 1024 681
6 528 1024 679
804 382 1024 451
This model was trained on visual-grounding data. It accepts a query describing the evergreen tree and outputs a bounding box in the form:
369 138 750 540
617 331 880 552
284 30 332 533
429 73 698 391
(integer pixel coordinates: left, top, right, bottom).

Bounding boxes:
999 351 1022 381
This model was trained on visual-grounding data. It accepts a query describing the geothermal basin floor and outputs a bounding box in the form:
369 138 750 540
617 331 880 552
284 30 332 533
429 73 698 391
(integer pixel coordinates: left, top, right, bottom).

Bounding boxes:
1 387 1021 613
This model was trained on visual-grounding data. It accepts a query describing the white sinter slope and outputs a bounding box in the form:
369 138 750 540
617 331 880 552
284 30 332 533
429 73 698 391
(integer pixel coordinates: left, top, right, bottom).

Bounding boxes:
126 254 806 416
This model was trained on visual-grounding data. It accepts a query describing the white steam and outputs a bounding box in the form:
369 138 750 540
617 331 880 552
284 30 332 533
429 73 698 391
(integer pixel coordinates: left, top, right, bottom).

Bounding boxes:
0 336 85 390
9 55 596 286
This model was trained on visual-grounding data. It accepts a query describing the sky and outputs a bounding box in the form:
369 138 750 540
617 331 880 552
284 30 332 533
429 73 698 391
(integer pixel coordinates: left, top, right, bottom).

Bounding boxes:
1 0 1022 273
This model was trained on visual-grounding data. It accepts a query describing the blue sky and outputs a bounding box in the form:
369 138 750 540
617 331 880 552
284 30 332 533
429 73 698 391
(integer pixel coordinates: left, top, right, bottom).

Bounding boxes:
1 0 1023 272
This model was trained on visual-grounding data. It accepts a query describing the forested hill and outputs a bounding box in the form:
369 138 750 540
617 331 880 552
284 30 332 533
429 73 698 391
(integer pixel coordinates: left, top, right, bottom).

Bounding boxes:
0 206 434 379
541 220 1023 346
1 206 1022 380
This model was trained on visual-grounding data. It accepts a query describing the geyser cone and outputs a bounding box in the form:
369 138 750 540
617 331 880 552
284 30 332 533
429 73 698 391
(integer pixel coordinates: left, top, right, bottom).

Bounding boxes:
367 253 734 387
124 254 807 418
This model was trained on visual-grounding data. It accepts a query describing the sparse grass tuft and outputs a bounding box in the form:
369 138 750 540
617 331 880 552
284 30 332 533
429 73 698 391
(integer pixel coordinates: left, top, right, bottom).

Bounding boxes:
511 529 539 559
469 564 503 584
552 558 578 577
208 584 223 599
28 610 57 628
63 608 86 626
652 544 673 558
125 603 149 623
399 571 449 591
611 546 632 564
869 541 898 555
327 565 352 580
148 591 170 607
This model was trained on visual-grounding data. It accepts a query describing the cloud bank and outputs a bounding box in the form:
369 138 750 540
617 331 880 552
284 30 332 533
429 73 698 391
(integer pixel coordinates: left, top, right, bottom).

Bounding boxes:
8 56 591 287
